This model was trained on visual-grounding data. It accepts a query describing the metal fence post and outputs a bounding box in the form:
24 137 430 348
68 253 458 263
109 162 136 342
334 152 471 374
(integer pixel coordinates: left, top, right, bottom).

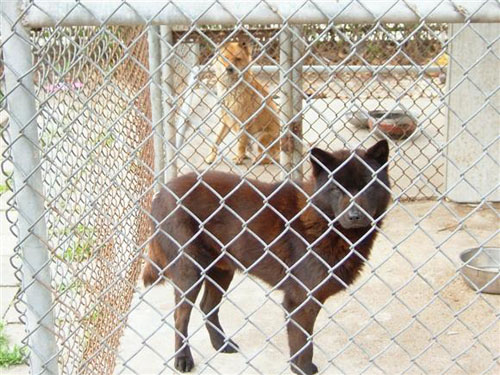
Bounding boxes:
175 43 201 149
279 26 294 179
291 26 304 180
148 25 166 187
280 25 304 181
160 25 178 180
1 2 59 374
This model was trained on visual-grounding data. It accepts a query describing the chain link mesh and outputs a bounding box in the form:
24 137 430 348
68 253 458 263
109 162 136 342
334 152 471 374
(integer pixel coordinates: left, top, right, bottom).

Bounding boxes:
1 1 498 374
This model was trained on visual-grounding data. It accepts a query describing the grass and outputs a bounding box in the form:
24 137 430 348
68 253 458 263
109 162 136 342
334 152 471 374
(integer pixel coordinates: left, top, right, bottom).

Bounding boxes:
0 183 8 196
0 321 27 368
60 224 95 262
50 224 95 263
56 279 83 294
61 239 93 262
95 130 116 147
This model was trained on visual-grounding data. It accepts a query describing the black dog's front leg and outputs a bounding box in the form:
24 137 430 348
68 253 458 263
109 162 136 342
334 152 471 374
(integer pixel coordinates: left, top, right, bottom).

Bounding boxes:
283 296 321 375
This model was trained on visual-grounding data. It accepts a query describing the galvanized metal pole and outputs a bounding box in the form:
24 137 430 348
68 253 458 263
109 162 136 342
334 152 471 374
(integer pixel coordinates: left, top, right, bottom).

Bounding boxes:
248 64 444 75
291 26 304 180
175 43 201 149
148 25 166 187
279 26 294 179
160 25 178 180
279 26 303 180
23 0 500 28
1 2 59 374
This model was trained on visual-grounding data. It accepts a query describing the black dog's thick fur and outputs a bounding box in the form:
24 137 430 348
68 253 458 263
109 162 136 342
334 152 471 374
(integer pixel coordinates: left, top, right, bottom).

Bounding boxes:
143 140 391 374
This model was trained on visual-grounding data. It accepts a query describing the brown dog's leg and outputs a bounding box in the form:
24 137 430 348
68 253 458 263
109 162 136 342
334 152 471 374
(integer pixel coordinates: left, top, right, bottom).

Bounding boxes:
283 296 321 375
173 272 202 373
200 269 238 353
206 114 232 164
233 133 249 164
254 132 277 164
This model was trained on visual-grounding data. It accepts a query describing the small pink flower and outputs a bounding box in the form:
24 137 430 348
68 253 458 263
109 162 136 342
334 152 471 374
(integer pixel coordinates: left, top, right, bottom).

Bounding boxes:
45 84 59 93
45 81 84 93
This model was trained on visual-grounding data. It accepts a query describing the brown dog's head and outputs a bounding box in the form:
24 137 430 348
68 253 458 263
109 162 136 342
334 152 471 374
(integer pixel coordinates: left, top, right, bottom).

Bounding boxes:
310 140 391 229
215 41 252 79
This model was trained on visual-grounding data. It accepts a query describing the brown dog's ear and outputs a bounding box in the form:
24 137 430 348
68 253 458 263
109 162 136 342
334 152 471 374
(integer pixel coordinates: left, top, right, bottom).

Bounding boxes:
365 140 389 165
311 148 337 176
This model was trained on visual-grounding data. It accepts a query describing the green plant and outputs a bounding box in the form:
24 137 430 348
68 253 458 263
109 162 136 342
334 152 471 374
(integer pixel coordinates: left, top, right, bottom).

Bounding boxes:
57 279 83 293
56 224 95 262
0 183 8 196
62 237 93 262
0 321 27 368
95 130 116 147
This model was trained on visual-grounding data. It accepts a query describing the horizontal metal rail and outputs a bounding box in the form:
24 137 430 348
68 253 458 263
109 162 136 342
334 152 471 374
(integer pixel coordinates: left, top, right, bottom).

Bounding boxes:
250 64 445 75
175 64 444 79
22 0 500 27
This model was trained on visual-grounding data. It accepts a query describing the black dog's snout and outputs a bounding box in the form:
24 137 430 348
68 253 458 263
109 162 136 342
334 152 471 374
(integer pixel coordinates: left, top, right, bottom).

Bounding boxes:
339 204 372 229
347 207 363 222
226 66 235 73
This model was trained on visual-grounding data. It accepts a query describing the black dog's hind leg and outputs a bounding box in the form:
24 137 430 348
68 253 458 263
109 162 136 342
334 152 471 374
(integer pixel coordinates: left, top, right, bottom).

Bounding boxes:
173 267 203 373
200 269 239 353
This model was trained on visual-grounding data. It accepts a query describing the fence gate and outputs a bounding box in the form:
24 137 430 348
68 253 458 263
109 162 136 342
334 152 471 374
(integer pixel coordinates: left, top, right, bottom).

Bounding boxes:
1 1 499 375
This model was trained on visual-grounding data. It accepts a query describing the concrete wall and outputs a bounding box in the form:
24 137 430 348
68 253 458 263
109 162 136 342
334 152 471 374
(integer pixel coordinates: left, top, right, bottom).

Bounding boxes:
445 23 500 202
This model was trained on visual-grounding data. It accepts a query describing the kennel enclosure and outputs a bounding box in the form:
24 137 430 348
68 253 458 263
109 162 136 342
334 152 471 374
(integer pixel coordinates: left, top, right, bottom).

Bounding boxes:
1 1 499 374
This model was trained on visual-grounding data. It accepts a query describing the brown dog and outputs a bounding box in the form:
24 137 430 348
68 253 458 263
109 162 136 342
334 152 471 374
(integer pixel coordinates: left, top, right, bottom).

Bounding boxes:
205 41 280 165
143 140 391 374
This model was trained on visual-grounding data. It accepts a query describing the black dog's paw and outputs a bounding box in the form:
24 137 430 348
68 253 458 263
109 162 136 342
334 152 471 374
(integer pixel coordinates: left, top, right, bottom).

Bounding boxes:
219 339 239 354
291 362 318 375
174 354 194 372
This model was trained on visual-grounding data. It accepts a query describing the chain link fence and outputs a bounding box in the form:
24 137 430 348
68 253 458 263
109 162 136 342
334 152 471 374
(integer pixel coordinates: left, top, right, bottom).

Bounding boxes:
1 1 499 374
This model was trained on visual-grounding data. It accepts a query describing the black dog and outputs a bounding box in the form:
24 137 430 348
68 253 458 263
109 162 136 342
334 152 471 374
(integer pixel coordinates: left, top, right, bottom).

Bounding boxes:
143 140 391 374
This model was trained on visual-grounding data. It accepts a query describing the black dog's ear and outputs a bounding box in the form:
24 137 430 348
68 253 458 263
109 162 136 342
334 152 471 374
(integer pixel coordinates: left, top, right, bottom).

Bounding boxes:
365 140 389 165
311 148 337 176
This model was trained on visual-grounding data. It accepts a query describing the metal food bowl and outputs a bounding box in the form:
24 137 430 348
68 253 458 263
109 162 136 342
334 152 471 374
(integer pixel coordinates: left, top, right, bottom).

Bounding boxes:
459 247 500 294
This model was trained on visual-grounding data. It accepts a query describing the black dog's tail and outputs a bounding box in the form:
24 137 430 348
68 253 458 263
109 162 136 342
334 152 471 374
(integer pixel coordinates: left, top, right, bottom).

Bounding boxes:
142 237 167 286
143 190 171 287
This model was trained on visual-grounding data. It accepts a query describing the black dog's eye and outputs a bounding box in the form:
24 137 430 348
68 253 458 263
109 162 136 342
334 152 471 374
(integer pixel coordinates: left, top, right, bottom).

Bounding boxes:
328 183 340 192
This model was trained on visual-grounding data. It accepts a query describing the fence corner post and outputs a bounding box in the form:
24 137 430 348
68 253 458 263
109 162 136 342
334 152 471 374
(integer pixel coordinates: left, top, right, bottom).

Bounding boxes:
1 1 59 374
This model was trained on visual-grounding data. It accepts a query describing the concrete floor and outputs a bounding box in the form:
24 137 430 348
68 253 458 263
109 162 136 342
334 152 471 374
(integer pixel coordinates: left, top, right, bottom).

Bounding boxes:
113 200 499 375
2 190 498 375
174 88 446 200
